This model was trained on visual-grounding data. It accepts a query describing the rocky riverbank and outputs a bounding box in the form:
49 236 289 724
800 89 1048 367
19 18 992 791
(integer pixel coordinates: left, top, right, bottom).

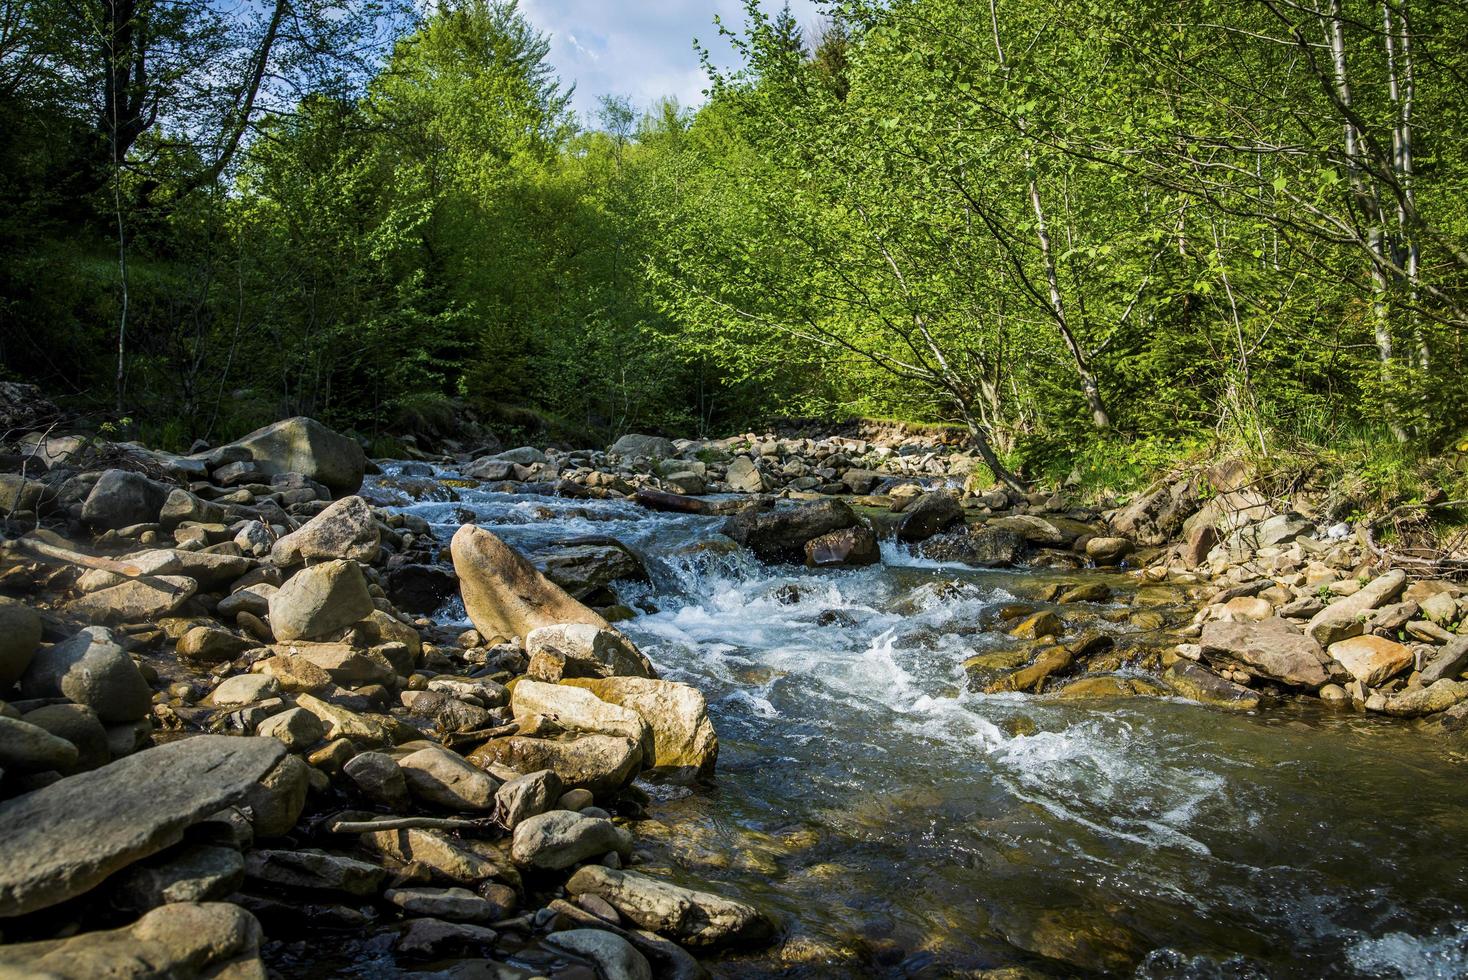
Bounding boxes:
2 397 1466 977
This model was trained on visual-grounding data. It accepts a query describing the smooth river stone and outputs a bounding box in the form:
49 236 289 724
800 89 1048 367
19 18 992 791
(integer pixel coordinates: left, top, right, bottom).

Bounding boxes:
0 735 285 917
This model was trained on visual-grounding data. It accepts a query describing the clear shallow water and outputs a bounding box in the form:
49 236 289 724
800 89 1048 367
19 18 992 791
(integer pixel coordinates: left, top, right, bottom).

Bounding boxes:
378 470 1468 979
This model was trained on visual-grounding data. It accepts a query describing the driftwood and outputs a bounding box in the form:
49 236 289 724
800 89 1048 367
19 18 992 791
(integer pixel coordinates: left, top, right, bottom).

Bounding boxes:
0 537 143 576
328 815 495 835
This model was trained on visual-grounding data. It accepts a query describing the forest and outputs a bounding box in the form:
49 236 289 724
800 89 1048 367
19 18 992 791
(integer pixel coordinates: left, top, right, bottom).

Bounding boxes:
3 0 1466 491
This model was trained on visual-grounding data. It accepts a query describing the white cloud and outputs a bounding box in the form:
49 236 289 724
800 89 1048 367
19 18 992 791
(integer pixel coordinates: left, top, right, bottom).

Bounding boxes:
518 0 824 121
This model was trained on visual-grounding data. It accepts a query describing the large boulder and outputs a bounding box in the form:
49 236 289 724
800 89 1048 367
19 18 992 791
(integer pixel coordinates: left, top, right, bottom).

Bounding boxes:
563 677 718 778
451 525 607 645
0 735 285 916
565 866 774 948
268 559 374 642
469 733 642 796
1105 477 1200 546
1199 618 1331 688
270 495 380 566
511 810 632 871
80 469 172 531
609 434 676 459
525 624 653 681
805 526 879 568
1306 570 1408 646
720 499 859 563
0 902 264 978
1327 635 1413 687
511 680 653 762
0 597 42 685
222 416 366 496
532 538 647 602
20 626 151 722
896 491 963 543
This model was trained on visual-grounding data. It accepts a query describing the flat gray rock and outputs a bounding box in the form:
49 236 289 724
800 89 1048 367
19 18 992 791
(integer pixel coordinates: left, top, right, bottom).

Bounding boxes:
0 734 285 917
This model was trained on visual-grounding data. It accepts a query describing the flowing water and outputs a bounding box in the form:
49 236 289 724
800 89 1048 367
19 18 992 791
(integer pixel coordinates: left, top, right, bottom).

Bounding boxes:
376 469 1468 979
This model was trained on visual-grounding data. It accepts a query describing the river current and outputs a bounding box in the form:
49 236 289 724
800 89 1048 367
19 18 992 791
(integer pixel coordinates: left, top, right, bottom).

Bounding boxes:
376 469 1468 979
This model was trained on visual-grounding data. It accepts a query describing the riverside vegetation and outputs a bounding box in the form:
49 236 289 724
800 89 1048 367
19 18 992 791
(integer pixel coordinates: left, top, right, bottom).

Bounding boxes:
4 0 1468 976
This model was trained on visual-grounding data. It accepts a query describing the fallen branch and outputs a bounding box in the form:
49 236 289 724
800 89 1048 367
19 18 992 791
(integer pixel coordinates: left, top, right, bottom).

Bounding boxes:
329 815 495 835
0 537 143 576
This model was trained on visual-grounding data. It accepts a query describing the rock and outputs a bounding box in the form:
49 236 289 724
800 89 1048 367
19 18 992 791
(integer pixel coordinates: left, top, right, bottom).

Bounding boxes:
721 499 859 563
511 680 653 761
116 844 245 907
80 469 172 530
20 626 152 722
399 689 494 733
1163 661 1261 711
494 770 562 830
399 745 499 811
20 704 110 771
260 654 333 693
1306 570 1407 646
244 848 384 896
565 866 773 948
896 491 963 543
178 626 252 665
268 559 374 642
359 828 518 889
464 457 515 482
1218 595 1273 622
343 750 411 808
242 754 309 837
396 917 499 957
610 434 676 458
0 715 79 773
545 929 653 980
1181 523 1218 566
725 456 765 493
1420 637 1468 684
0 598 42 685
0 735 284 916
562 677 718 778
270 495 380 566
511 809 632 871
451 525 607 645
1199 618 1330 688
222 416 366 495
1051 675 1167 699
525 624 653 681
1232 514 1312 551
985 645 1074 694
64 575 197 625
918 524 1027 566
633 487 741 515
1084 537 1132 565
127 549 252 588
1010 611 1062 640
158 488 223 529
1382 680 1468 717
1327 634 1414 687
1319 683 1350 705
469 734 641 796
208 673 279 706
294 692 391 744
1106 477 1199 546
532 538 647 602
0 902 264 977
255 706 324 750
804 526 879 568
385 562 458 614
1420 591 1459 624
281 641 396 687
1057 582 1110 604
386 886 503 922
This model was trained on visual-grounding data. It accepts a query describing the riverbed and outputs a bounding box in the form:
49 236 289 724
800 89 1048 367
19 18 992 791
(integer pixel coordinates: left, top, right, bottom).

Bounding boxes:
381 471 1468 979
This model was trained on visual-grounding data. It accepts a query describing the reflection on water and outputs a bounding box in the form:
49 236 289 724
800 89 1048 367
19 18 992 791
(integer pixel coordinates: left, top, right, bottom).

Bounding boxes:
380 468 1468 979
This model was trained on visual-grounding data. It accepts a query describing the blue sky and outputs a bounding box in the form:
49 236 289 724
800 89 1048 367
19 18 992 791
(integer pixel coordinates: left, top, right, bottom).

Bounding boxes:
518 1 824 121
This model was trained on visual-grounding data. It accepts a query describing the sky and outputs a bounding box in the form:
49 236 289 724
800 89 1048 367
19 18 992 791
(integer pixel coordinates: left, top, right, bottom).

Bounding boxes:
518 0 823 122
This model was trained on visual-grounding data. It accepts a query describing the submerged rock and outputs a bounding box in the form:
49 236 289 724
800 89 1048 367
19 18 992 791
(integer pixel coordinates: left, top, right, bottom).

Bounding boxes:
565 866 773 948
